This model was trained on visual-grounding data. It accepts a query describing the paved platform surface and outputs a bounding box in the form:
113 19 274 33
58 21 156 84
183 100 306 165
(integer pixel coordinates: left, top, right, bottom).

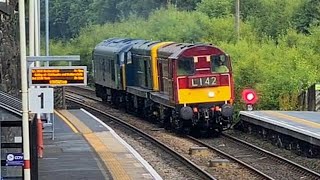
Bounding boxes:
40 108 161 180
39 112 110 180
240 110 320 146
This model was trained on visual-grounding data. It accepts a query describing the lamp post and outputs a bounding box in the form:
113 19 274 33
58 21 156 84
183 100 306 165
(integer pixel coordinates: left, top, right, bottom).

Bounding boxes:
235 0 240 41
18 0 31 179
29 0 34 58
45 0 49 59
45 0 52 127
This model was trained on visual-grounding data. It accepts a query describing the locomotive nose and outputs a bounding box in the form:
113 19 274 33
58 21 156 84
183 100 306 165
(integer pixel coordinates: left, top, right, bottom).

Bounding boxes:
221 104 234 117
180 106 193 120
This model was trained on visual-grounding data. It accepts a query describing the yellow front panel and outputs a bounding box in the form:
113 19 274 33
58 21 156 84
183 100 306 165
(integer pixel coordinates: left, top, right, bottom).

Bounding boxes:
151 42 173 91
178 86 231 104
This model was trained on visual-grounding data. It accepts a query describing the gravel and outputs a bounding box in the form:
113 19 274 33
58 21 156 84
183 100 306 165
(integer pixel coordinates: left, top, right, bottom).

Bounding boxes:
67 88 320 179
225 129 320 173
67 95 258 180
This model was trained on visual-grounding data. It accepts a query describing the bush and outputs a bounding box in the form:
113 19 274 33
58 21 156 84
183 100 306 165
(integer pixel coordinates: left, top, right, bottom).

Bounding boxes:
50 7 320 111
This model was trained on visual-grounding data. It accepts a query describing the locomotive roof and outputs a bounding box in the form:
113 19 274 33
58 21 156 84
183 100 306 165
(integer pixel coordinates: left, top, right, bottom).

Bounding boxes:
131 40 160 56
94 38 144 56
158 43 222 59
157 43 199 58
94 38 225 60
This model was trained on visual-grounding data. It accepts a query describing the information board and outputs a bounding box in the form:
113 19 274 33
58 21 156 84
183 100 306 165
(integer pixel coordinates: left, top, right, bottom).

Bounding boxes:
29 66 87 86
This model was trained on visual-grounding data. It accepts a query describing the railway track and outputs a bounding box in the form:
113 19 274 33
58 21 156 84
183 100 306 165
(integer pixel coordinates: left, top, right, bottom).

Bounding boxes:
0 91 22 116
65 87 263 179
64 86 320 179
65 92 215 180
189 135 320 180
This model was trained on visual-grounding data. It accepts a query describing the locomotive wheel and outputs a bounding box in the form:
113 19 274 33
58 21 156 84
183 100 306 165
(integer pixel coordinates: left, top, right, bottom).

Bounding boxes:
101 95 108 103
183 127 191 135
164 117 173 130
215 127 223 137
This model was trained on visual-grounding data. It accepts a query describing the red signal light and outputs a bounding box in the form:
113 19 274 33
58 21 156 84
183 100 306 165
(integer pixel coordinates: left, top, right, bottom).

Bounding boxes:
242 89 258 104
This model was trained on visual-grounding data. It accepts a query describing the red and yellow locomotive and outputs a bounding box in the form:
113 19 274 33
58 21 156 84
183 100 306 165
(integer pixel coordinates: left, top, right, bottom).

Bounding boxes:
93 38 234 135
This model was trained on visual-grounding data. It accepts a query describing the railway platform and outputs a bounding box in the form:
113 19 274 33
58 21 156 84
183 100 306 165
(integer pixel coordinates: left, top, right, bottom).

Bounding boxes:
39 108 162 180
239 111 320 147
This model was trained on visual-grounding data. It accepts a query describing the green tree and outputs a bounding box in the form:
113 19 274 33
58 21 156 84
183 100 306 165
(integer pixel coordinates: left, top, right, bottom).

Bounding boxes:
88 0 120 24
49 0 72 39
116 0 166 19
47 0 93 39
196 0 233 18
175 0 201 11
68 0 92 36
292 0 320 33
238 0 264 21
147 7 211 42
250 0 292 39
49 6 320 110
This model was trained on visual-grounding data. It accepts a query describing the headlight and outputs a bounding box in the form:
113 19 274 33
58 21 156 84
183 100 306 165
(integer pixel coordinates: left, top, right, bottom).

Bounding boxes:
208 91 215 98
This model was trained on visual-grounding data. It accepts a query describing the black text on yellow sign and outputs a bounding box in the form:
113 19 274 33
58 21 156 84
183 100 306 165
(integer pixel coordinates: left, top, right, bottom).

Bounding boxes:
29 66 87 86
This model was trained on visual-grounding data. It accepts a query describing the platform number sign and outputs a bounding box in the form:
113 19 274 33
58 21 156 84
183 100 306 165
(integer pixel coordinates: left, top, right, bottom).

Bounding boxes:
28 88 54 113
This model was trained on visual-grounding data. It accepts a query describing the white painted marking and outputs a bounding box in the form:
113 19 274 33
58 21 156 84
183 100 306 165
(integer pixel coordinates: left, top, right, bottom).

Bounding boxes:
80 108 163 180
42 158 58 160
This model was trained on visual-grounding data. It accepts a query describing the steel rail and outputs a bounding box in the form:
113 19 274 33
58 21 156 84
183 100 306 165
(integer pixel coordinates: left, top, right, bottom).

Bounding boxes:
222 133 320 179
187 135 273 180
66 87 320 179
65 93 216 180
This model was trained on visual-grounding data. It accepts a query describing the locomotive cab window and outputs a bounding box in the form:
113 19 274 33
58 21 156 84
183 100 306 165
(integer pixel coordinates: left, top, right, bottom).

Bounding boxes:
177 57 194 76
111 59 115 81
126 51 132 64
211 55 229 73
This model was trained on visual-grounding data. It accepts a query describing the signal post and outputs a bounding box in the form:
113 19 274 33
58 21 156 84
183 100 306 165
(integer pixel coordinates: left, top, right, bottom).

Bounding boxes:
242 89 258 111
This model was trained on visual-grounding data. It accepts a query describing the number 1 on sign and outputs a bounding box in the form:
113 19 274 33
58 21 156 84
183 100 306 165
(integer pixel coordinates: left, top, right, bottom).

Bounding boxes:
38 93 44 109
28 88 54 113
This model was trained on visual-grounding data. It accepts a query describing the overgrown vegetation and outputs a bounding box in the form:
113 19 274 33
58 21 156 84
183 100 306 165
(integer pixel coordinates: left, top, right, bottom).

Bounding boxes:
46 0 320 110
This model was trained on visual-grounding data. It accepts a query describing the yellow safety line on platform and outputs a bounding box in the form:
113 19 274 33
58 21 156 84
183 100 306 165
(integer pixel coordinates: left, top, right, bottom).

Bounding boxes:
264 111 320 128
54 110 79 133
56 109 131 179
58 110 92 134
84 133 131 180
